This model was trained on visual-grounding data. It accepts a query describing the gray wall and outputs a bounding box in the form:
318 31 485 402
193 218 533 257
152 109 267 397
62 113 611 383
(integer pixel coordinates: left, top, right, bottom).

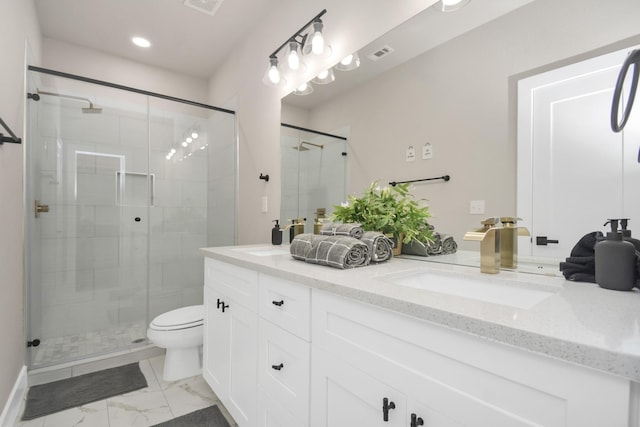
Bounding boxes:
298 0 640 249
0 0 41 412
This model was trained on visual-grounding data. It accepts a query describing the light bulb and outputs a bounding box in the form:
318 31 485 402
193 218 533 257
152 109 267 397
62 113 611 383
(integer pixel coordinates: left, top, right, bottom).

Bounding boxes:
311 20 324 55
297 82 309 92
187 137 193 143
165 155 171 160
268 64 280 84
191 132 199 139
181 141 188 147
341 54 354 66
287 40 301 70
317 69 329 79
170 148 176 154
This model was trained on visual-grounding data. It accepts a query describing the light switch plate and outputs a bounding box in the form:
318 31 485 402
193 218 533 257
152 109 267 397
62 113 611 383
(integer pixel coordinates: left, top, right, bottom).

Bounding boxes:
261 196 268 213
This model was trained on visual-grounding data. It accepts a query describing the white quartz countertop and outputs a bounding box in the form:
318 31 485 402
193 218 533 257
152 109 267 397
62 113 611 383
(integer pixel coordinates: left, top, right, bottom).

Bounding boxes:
200 244 640 382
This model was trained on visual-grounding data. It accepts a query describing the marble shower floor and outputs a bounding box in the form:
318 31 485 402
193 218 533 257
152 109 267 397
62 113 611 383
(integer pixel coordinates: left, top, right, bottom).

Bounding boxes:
30 324 148 368
16 355 238 427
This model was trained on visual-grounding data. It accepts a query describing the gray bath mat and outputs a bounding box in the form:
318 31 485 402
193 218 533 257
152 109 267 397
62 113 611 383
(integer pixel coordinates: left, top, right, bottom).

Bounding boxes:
152 405 230 427
22 362 147 420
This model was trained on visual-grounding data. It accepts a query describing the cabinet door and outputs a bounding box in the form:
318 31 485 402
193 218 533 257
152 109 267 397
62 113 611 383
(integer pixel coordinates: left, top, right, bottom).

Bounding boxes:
203 285 229 396
226 297 258 426
311 347 405 427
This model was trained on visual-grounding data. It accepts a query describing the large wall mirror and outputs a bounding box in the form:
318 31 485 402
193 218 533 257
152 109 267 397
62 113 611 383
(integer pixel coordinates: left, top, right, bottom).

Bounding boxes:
281 0 640 274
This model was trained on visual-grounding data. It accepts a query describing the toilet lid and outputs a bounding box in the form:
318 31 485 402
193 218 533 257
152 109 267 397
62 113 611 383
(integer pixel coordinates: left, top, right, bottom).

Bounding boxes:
151 305 204 330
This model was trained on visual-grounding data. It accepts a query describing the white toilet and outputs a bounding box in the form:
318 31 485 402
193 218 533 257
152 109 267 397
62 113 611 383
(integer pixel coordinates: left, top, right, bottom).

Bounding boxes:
147 305 204 381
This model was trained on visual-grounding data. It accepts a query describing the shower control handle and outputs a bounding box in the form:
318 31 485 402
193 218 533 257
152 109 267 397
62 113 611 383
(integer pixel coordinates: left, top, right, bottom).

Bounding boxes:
34 200 49 218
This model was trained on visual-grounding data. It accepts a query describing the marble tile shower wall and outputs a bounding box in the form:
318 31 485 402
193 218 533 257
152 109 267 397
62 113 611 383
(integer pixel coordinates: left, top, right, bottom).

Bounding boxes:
36 104 208 339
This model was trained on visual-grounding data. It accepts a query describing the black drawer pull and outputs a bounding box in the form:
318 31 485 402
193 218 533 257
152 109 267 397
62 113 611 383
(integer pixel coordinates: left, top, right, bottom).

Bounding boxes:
272 300 284 307
411 413 424 427
271 363 284 371
382 397 395 422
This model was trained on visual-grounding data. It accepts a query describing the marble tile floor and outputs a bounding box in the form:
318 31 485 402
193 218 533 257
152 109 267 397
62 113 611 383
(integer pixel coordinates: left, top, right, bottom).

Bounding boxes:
16 355 238 427
31 324 148 368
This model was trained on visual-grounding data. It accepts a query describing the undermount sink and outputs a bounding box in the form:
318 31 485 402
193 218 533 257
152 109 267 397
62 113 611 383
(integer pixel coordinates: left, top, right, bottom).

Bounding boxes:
232 246 290 257
378 269 557 309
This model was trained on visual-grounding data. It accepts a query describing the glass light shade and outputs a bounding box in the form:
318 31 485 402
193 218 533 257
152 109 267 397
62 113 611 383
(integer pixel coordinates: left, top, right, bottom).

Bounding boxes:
311 20 324 54
441 0 471 12
335 52 361 71
292 81 313 96
312 68 335 85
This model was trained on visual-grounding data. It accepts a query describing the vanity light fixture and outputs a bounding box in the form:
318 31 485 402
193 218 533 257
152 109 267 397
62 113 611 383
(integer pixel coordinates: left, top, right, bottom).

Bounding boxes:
334 52 361 71
440 0 471 12
264 9 328 87
132 36 151 48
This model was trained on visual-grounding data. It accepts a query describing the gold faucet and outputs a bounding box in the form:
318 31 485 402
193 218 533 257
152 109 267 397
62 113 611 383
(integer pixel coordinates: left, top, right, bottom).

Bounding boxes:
464 217 502 274
280 218 306 243
499 217 530 269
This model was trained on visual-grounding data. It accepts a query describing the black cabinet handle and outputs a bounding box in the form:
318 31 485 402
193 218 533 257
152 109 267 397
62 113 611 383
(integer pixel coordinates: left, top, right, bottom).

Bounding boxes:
411 413 424 427
382 397 396 422
536 236 559 246
216 298 229 313
272 300 284 307
271 363 284 371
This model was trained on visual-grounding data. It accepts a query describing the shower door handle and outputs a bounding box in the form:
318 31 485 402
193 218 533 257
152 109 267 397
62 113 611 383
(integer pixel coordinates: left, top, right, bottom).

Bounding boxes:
35 200 49 218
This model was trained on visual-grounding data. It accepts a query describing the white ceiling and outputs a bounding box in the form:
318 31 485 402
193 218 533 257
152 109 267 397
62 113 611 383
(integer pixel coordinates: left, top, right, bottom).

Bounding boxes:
34 0 280 79
34 0 532 108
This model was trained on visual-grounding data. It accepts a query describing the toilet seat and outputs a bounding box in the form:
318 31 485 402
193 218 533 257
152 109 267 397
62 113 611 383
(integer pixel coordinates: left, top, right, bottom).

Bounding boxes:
150 305 204 331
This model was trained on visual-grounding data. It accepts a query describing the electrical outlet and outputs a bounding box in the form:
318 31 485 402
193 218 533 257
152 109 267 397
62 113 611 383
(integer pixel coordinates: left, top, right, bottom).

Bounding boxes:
406 145 416 162
422 142 433 160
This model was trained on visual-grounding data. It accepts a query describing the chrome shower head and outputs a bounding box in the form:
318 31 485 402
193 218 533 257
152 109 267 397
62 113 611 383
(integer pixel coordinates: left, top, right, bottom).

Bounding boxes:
37 89 102 114
82 105 103 114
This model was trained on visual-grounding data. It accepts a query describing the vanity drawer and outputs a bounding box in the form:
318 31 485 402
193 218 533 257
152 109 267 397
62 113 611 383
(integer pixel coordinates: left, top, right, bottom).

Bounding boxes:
258 318 310 424
205 258 258 311
259 273 310 341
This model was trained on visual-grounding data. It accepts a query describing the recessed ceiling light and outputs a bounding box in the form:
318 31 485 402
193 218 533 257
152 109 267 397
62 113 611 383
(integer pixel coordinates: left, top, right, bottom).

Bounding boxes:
132 37 151 48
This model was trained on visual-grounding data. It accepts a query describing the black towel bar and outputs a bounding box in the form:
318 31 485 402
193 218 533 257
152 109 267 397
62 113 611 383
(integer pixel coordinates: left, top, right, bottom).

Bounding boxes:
0 116 22 145
389 175 450 186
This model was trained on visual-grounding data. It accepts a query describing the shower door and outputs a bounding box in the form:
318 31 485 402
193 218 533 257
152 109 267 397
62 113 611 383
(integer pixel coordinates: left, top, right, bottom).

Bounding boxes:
280 125 348 231
25 74 153 368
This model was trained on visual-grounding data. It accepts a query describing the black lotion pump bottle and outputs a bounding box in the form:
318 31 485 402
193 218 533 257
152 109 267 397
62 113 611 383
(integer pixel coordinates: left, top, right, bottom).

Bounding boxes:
595 219 637 291
272 220 282 245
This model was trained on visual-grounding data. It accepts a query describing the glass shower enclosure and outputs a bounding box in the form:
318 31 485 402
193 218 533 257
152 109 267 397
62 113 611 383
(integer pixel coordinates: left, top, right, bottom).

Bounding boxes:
25 68 237 369
280 124 347 236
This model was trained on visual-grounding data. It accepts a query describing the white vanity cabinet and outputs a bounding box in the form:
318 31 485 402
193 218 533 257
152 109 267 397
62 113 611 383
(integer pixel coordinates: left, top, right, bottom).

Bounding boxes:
310 289 631 427
256 274 311 427
204 258 259 426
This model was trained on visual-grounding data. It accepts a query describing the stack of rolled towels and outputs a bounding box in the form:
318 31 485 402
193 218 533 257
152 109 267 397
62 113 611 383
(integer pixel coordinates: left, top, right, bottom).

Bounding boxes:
290 222 394 269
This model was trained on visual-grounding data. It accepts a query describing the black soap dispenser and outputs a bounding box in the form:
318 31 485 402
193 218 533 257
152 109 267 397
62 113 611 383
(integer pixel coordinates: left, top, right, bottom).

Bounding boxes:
595 219 637 291
272 220 282 245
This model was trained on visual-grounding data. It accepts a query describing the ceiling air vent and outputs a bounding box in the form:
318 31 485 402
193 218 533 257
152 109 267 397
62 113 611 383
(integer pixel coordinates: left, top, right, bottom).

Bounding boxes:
183 0 224 16
367 45 395 62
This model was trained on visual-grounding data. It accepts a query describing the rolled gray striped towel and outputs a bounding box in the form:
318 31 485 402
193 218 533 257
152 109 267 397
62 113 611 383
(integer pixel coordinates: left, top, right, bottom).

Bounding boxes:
359 231 393 262
319 222 364 239
290 233 370 269
440 234 458 254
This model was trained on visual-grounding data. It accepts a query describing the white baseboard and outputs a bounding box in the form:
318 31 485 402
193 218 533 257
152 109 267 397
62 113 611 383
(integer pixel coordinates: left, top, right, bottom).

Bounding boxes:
0 366 27 427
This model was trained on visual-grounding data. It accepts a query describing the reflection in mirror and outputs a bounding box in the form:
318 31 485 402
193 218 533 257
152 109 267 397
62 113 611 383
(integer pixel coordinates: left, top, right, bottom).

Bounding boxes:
280 124 347 236
281 0 640 275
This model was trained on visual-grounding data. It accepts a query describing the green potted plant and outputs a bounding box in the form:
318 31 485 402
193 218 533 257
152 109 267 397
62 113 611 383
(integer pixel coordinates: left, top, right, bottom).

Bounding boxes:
330 182 433 253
